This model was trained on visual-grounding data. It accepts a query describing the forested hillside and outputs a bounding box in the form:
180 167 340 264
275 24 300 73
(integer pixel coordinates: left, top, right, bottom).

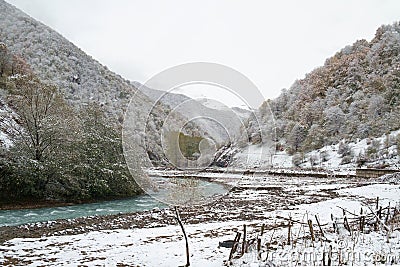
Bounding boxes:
0 0 197 167
0 0 201 203
0 43 145 202
248 22 400 157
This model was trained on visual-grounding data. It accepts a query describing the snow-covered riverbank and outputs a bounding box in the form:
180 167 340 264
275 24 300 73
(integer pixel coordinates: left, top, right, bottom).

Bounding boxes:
1 172 399 266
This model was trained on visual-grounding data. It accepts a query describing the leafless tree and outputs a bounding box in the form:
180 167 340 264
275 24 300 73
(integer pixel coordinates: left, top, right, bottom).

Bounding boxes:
7 75 72 161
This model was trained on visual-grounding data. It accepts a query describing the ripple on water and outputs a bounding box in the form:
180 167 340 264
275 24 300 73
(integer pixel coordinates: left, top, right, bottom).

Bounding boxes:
24 212 39 217
50 210 66 215
136 203 152 207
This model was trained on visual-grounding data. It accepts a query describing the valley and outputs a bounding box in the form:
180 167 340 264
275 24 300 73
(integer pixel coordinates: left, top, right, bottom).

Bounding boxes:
0 0 399 266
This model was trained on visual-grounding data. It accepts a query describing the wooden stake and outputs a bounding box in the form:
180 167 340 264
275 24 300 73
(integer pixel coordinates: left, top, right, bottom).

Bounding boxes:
385 203 391 224
308 219 315 243
360 216 365 233
344 216 351 234
228 232 241 262
331 214 337 234
315 215 325 238
328 245 332 266
241 224 246 256
257 224 265 259
287 217 292 245
375 196 380 231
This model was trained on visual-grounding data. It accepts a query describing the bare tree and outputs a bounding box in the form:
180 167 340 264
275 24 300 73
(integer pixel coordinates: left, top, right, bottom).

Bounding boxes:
167 177 204 267
7 75 71 161
174 206 190 267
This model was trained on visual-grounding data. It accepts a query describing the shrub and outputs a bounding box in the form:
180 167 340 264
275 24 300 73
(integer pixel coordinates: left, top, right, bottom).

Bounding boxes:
309 154 319 167
340 155 352 165
366 139 381 160
396 134 400 160
338 141 351 157
356 151 367 167
320 151 329 162
292 153 303 167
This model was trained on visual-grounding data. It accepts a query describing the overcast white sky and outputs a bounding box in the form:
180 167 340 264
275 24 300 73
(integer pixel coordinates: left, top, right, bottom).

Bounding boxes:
6 0 400 105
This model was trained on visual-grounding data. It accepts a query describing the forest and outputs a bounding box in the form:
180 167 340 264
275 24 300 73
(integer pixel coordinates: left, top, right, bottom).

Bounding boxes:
0 44 142 203
245 22 400 162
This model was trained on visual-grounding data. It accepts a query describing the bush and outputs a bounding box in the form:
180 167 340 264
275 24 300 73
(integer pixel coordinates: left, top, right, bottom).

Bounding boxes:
309 154 318 167
366 139 381 160
320 151 329 162
292 153 303 167
356 151 367 167
340 155 352 165
0 156 47 201
338 141 351 157
397 134 400 155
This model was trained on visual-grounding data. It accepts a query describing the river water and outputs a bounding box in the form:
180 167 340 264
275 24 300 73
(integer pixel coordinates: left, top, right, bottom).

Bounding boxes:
0 176 226 227
0 194 165 227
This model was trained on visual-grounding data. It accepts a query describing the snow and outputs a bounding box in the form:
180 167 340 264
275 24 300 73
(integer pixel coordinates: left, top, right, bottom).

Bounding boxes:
229 183 400 266
380 172 400 184
1 179 399 266
338 184 400 207
231 143 291 168
0 131 12 148
0 99 19 149
231 130 400 170
0 222 245 266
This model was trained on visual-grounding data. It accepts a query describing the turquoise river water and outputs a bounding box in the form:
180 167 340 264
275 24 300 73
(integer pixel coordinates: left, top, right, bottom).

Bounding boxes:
0 177 226 227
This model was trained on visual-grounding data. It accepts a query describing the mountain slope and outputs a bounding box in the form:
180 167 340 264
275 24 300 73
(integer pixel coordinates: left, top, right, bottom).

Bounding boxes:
247 22 400 156
0 0 192 165
218 22 400 169
135 82 250 146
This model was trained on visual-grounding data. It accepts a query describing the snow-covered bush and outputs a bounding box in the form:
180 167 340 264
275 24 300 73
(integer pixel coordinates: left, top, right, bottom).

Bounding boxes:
320 150 329 162
397 134 400 157
340 155 352 165
292 153 303 167
356 151 367 167
309 154 318 167
366 139 381 160
338 141 351 157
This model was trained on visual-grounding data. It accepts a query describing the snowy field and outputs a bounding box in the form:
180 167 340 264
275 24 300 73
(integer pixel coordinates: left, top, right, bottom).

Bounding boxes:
1 173 399 266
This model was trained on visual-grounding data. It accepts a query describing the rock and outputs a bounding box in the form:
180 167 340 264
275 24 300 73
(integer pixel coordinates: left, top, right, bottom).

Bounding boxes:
219 240 235 248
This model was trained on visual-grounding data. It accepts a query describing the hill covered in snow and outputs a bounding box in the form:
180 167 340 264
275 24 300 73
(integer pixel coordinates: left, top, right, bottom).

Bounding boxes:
0 0 199 165
0 0 205 202
136 81 250 146
230 22 400 170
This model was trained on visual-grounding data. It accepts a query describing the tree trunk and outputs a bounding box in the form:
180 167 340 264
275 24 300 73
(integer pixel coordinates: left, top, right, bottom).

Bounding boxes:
174 206 190 267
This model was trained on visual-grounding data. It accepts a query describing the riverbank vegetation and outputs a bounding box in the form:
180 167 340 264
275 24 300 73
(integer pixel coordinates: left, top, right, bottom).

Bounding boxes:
0 45 142 205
